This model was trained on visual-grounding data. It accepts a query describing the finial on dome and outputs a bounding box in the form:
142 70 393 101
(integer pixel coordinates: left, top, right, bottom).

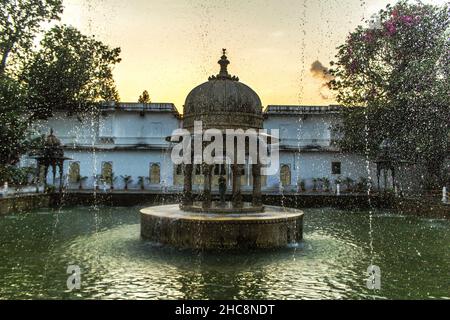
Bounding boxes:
218 48 230 78
207 49 239 81
207 48 239 81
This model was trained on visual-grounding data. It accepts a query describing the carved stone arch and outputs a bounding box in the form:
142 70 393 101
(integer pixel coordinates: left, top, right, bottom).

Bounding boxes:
280 164 292 187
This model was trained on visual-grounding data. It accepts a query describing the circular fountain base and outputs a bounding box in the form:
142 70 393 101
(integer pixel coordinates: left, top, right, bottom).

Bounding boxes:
140 203 303 250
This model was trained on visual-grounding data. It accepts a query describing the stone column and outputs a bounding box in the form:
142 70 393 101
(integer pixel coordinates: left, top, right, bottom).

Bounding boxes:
58 161 64 193
43 163 49 189
202 164 212 209
252 163 262 207
51 162 57 185
35 160 41 185
232 164 243 208
182 164 193 207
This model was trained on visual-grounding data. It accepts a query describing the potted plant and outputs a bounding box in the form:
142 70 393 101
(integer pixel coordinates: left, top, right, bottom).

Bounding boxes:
121 175 133 190
109 173 118 190
93 174 101 191
322 177 331 192
343 177 354 193
312 178 318 192
299 180 306 192
357 177 369 193
77 175 88 190
138 176 146 190
317 178 324 192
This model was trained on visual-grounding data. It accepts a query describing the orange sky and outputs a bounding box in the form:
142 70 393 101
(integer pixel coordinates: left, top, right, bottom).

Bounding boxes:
60 0 447 111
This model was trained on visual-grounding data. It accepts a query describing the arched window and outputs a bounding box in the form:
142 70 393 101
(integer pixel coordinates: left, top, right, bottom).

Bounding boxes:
101 162 113 184
149 163 161 184
280 164 291 187
174 164 184 186
68 162 80 183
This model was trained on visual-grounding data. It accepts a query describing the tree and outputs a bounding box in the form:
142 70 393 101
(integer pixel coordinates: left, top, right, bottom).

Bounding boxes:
138 90 151 104
23 25 121 119
0 0 63 75
330 1 450 188
0 75 27 164
0 74 44 182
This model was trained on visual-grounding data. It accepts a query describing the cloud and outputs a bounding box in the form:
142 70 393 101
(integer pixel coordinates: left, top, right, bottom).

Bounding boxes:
310 60 335 100
310 60 334 82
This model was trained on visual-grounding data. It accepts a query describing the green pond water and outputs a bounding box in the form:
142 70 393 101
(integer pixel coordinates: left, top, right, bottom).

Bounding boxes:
0 206 449 300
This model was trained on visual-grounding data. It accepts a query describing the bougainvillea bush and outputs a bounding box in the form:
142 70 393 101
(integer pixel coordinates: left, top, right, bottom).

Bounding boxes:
330 1 450 188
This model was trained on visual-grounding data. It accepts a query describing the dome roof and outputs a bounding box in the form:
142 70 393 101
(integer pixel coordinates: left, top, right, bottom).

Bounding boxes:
183 50 263 130
45 129 61 147
42 129 64 158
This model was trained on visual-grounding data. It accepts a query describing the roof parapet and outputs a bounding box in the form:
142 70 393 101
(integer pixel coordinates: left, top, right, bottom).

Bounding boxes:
100 102 180 115
264 105 343 115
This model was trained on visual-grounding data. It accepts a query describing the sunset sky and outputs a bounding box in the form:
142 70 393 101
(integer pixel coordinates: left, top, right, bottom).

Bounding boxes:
59 0 447 110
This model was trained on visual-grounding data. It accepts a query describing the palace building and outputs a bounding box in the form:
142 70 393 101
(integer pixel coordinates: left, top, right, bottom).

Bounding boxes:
24 102 381 192
22 52 402 193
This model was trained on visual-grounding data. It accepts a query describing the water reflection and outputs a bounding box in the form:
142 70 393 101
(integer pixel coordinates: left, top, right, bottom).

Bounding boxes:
0 207 449 299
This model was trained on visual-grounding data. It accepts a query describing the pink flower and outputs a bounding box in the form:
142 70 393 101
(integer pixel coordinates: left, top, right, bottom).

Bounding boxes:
385 21 397 36
363 30 375 43
400 15 415 26
347 60 359 74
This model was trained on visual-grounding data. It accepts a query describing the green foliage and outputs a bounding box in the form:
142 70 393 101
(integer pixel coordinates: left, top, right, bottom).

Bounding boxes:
330 1 450 186
356 177 369 192
0 75 45 168
0 2 121 187
138 176 148 190
322 177 331 191
299 179 306 192
0 165 34 186
0 0 63 75
312 178 318 191
343 177 354 191
121 175 133 190
45 185 56 193
24 25 121 119
0 75 29 165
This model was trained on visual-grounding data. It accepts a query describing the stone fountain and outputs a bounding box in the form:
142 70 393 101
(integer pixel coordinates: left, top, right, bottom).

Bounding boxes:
141 50 303 249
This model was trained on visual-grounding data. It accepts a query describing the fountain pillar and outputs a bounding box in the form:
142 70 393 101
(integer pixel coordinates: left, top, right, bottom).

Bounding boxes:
202 164 212 209
252 163 262 207
141 50 304 250
182 164 193 206
232 164 243 208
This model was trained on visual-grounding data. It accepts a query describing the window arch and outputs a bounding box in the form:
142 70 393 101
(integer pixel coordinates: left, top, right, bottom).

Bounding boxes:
149 163 161 184
101 162 113 184
68 162 80 183
280 164 291 187
174 164 184 186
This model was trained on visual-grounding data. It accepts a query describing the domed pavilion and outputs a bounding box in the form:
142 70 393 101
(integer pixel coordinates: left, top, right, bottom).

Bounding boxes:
181 49 265 210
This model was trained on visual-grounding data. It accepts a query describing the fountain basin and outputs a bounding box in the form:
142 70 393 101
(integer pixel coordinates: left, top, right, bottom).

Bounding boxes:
140 203 303 249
